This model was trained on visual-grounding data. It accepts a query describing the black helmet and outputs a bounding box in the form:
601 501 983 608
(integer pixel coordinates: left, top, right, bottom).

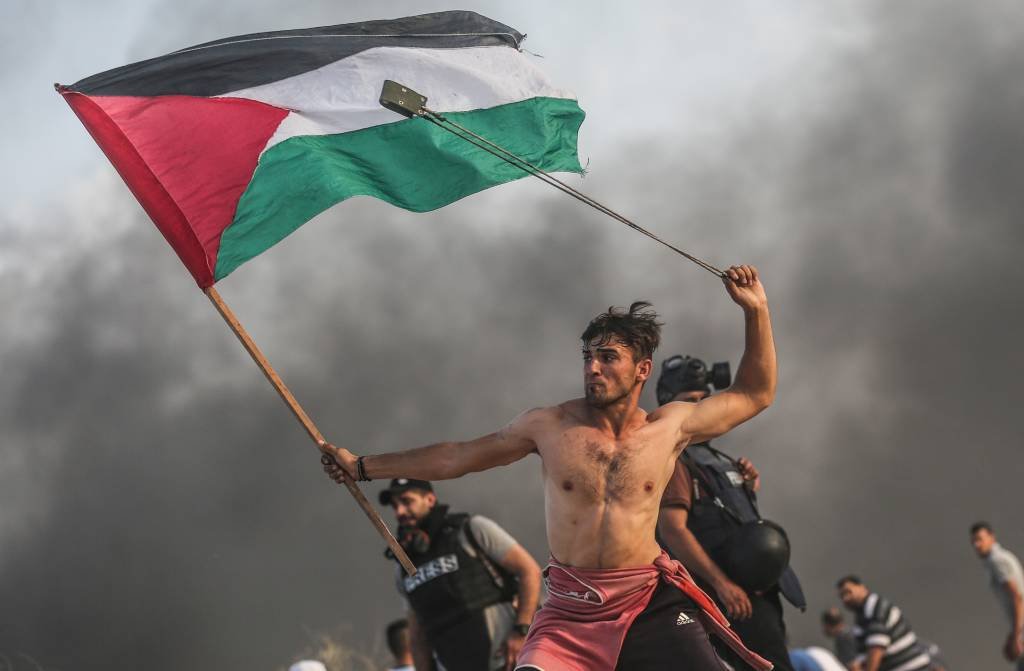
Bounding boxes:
656 355 731 405
720 519 791 592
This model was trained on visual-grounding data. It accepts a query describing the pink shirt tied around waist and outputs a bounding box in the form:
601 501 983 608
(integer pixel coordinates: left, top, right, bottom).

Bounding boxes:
515 551 772 671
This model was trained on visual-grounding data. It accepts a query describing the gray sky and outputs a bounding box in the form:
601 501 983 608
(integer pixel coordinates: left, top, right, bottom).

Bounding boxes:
3 1 1023 669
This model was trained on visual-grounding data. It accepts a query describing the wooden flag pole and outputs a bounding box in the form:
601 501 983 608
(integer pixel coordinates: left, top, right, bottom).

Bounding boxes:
204 286 417 575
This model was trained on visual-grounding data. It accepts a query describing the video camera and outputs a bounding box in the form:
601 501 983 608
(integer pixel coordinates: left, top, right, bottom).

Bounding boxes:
656 355 731 405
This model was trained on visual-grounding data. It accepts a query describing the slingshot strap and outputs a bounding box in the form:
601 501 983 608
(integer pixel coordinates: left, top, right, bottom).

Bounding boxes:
418 108 726 278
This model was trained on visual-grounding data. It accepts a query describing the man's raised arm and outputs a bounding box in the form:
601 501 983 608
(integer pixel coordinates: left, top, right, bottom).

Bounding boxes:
664 264 777 444
320 409 543 483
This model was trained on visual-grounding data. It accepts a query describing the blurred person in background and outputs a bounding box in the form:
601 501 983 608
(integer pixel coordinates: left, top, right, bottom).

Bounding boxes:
385 618 414 671
821 607 858 668
971 521 1024 669
836 575 932 671
376 478 541 671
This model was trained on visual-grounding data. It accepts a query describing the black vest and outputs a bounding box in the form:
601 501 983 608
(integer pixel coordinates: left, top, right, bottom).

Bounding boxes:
394 507 516 637
681 443 806 609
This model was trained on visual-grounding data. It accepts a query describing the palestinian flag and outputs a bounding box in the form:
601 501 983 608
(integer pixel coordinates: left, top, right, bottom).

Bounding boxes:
57 11 585 287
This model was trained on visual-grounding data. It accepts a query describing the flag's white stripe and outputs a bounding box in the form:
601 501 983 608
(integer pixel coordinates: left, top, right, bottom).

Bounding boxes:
219 45 576 154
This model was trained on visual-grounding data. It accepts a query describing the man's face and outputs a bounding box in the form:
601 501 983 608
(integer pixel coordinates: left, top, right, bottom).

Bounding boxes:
972 528 996 557
672 389 710 404
390 490 436 527
837 581 868 610
582 338 651 408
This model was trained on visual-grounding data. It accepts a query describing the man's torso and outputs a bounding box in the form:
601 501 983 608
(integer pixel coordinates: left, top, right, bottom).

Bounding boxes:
854 593 930 671
986 543 1024 622
529 400 686 568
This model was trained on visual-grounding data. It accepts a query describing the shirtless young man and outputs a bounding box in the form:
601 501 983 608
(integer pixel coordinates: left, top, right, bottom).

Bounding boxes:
322 264 776 671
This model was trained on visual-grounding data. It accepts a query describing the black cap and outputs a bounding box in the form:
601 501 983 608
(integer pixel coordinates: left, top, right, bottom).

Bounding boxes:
378 478 434 505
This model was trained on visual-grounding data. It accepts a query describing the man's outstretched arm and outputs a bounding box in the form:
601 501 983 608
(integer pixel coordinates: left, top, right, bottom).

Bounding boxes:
657 264 776 445
321 409 543 482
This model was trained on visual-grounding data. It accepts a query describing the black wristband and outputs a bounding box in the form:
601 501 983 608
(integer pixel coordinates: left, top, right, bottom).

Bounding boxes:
356 455 371 482
513 623 531 637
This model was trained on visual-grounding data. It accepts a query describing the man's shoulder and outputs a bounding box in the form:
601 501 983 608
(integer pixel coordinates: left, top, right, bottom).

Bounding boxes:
993 544 1023 563
515 400 588 431
989 544 1024 575
988 544 1010 565
463 513 519 560
515 403 570 425
648 400 695 418
466 513 509 535
552 399 584 419
502 405 564 440
865 593 895 621
858 593 882 620
647 401 699 430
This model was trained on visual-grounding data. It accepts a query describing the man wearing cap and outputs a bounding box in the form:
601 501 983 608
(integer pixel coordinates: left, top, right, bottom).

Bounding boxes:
655 354 805 671
377 477 541 671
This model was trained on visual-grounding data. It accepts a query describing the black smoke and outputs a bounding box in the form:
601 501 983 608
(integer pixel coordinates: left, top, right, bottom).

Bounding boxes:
2 1 1024 669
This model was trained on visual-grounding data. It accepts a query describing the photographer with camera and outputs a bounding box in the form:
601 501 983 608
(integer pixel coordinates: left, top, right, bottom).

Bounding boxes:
656 355 805 671
378 479 542 671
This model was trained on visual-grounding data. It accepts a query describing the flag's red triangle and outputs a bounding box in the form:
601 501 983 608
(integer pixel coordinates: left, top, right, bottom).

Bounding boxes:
62 91 288 287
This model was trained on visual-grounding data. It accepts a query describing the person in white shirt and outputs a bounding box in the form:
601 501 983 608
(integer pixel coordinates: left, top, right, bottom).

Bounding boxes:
971 521 1024 669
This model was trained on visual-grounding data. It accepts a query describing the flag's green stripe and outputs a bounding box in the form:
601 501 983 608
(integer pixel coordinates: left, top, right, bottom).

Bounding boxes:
214 96 585 281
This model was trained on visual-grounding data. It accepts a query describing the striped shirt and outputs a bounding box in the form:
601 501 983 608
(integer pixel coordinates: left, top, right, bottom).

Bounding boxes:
853 592 931 671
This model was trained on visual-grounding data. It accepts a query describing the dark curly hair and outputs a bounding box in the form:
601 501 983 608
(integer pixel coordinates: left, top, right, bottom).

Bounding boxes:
580 301 663 362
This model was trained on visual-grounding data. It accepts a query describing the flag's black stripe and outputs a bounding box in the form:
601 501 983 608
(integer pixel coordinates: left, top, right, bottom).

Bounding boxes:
67 11 523 97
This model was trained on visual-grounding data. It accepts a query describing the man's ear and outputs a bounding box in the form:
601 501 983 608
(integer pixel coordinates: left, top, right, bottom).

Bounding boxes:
425 492 437 507
636 358 653 382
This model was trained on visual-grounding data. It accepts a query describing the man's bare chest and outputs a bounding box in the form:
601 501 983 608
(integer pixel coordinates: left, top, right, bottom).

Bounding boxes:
539 427 674 502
